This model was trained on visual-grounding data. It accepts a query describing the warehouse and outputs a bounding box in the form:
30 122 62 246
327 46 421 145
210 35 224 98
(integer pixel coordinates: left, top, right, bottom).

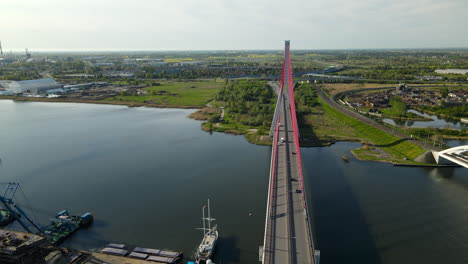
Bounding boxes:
9 78 63 94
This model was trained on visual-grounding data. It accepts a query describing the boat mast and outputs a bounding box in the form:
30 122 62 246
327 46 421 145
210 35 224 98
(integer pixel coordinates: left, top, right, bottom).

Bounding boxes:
202 205 206 235
207 199 211 231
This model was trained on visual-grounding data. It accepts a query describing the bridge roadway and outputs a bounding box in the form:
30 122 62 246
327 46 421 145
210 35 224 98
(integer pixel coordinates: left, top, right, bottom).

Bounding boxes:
263 83 314 264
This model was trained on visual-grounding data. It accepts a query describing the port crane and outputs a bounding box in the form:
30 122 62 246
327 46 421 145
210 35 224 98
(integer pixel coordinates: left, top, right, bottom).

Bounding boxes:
0 182 43 233
0 182 93 245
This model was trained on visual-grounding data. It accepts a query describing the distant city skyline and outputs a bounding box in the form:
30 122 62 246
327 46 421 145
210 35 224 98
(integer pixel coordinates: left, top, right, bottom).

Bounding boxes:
1 0 467 51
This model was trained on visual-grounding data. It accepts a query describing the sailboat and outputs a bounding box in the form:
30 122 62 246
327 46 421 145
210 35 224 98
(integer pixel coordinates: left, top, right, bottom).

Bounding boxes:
196 199 218 264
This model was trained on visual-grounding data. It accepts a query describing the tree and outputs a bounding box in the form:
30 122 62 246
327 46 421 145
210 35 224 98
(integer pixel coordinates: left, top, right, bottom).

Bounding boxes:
208 116 219 123
441 87 449 98
390 97 407 117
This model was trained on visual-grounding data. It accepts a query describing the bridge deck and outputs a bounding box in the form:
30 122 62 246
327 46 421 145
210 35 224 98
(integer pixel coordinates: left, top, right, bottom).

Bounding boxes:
263 83 314 264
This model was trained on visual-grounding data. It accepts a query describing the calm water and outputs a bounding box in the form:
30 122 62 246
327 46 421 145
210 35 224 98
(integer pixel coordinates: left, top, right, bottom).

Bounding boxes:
0 100 467 264
446 139 468 148
0 100 270 264
303 142 468 264
383 109 467 130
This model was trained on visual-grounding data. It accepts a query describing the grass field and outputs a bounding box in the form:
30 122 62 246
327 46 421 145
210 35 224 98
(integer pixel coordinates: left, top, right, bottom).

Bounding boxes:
319 98 426 161
107 80 223 107
300 107 363 146
321 83 396 96
163 58 193 63
323 83 468 97
299 97 425 162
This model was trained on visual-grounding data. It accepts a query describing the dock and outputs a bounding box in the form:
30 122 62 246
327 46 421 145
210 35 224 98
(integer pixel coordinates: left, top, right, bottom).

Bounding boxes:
0 229 182 264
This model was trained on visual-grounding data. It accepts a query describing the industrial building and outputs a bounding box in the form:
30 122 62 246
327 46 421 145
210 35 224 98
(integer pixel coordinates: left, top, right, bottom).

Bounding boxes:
8 78 63 94
435 69 468 75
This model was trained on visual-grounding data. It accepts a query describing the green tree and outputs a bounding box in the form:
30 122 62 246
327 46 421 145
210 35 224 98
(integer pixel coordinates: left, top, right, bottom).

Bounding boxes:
390 97 407 117
441 87 449 98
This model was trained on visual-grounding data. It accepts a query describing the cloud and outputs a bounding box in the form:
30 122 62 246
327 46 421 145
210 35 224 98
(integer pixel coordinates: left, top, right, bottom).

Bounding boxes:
0 0 467 50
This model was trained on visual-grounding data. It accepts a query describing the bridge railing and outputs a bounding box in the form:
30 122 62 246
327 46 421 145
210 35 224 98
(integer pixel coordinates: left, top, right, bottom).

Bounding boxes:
286 47 317 260
262 93 282 263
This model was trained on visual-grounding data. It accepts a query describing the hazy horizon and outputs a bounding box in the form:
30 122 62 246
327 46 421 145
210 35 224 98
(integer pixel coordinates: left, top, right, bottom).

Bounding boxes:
4 47 468 53
2 0 467 51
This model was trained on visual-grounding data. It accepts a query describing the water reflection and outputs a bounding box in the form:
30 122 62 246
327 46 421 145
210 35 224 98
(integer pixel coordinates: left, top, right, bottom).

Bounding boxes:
302 142 468 264
0 100 270 264
428 167 456 180
445 139 468 148
383 109 466 129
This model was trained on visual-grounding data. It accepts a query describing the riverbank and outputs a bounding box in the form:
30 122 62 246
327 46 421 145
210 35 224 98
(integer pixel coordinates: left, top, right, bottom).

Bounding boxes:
381 115 433 122
0 96 199 109
199 119 272 146
190 80 275 146
0 88 448 164
1 94 272 145
300 84 431 164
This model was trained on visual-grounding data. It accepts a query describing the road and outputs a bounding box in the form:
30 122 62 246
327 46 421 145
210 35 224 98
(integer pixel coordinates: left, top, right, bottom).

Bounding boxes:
316 85 443 152
263 83 314 264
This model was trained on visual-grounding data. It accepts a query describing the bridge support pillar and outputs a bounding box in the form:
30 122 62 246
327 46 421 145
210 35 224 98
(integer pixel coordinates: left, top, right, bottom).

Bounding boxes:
314 250 321 264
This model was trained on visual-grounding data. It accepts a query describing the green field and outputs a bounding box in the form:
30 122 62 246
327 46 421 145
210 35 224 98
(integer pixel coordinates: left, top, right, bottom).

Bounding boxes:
107 80 223 107
319 98 426 161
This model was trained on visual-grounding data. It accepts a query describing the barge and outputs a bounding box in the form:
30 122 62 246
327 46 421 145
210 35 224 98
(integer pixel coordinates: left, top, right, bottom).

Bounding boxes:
99 243 183 264
43 210 93 245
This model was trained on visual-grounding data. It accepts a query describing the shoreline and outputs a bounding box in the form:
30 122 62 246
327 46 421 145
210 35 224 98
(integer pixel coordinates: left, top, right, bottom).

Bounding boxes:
0 96 201 109
2 96 463 165
382 116 434 122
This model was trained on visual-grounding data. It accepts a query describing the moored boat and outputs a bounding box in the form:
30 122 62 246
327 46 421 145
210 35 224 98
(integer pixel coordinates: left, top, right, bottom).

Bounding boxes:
196 199 218 264
43 210 93 245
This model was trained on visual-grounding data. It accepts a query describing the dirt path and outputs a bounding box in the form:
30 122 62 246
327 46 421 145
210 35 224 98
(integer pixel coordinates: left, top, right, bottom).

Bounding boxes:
206 100 225 125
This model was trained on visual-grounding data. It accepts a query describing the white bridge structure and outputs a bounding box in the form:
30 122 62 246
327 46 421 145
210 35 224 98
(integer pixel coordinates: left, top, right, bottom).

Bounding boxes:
433 145 468 168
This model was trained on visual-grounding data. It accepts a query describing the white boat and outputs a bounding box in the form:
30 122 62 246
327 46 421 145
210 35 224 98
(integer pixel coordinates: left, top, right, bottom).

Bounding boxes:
196 199 218 264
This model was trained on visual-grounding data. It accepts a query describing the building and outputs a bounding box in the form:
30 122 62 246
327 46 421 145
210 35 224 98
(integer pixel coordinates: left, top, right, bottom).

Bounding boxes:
396 83 409 93
0 229 50 264
435 69 468 75
8 78 63 94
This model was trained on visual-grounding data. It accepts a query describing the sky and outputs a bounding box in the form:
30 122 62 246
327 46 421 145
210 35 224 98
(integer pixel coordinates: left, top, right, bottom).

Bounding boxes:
1 0 467 51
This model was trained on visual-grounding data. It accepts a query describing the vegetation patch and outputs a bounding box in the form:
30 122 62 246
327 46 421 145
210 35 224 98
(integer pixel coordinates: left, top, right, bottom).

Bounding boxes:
244 133 272 146
320 98 426 161
296 83 363 146
189 107 221 121
415 104 467 120
199 79 275 145
294 83 426 162
406 127 468 143
321 83 396 96
106 80 223 107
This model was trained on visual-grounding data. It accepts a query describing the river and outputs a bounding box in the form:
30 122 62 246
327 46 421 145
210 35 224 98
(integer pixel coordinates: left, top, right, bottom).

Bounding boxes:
303 142 468 264
0 100 467 264
0 100 270 263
